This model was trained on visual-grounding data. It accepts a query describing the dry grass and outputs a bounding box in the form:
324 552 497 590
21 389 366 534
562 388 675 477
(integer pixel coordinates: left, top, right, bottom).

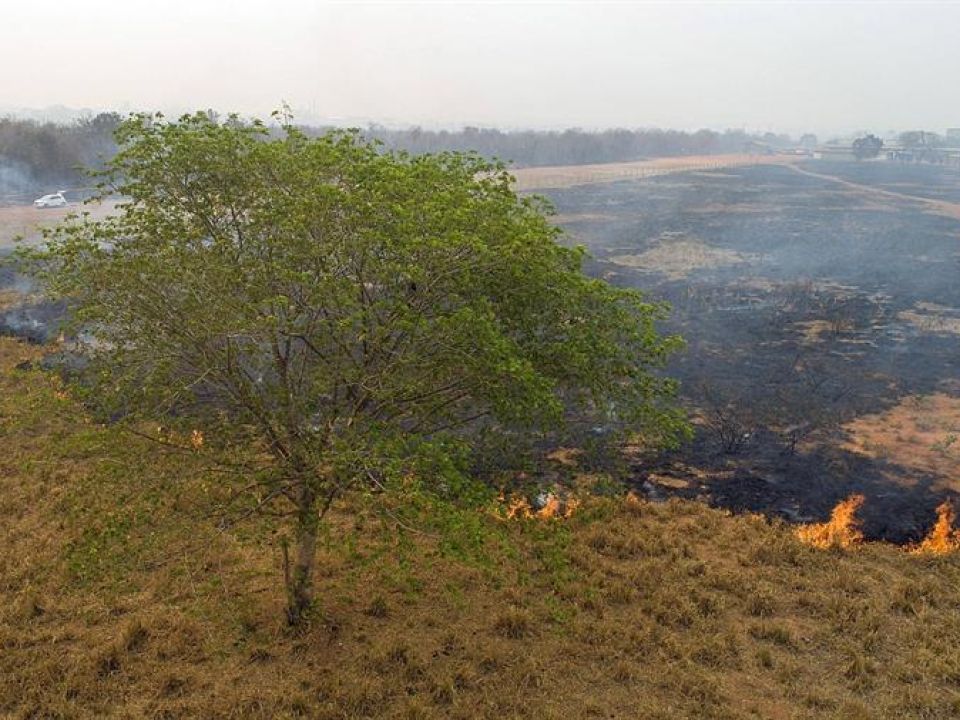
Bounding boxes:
842 392 960 488
608 235 756 280
0 288 23 311
2 337 960 719
898 302 960 337
793 319 837 345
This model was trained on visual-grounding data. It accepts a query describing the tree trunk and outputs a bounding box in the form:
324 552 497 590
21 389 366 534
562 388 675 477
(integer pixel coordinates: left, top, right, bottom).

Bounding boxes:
285 486 318 626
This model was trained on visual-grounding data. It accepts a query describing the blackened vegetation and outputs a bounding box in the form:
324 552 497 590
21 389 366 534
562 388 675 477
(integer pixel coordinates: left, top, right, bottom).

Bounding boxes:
551 162 960 543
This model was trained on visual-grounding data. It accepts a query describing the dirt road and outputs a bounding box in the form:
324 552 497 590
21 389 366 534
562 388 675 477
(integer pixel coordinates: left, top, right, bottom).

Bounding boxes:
787 163 960 221
510 153 797 191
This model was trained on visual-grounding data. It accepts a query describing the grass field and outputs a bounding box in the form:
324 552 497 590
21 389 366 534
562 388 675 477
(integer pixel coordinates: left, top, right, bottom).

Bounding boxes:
2 337 960 719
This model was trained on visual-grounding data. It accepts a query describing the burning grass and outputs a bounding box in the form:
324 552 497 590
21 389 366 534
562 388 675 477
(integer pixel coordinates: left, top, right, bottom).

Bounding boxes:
795 494 960 556
911 501 960 555
795 495 865 549
498 492 580 520
3 337 960 719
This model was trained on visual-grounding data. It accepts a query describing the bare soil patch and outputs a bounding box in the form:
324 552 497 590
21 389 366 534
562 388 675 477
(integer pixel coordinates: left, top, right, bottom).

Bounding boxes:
0 199 120 249
511 154 795 191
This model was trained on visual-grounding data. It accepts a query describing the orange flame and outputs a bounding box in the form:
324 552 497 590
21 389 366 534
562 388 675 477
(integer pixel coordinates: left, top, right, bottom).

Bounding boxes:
911 501 960 555
190 429 205 450
624 491 644 509
499 492 578 520
796 494 865 549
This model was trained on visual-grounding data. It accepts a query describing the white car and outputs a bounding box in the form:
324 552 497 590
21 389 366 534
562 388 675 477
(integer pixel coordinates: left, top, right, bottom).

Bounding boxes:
33 192 68 209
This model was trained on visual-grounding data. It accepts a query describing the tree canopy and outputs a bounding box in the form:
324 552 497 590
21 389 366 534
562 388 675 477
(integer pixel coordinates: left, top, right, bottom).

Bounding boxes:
26 112 686 622
852 134 883 160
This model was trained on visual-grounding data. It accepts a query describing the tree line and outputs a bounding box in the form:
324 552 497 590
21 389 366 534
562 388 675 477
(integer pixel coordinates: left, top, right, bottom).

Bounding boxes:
1 112 801 200
324 126 797 167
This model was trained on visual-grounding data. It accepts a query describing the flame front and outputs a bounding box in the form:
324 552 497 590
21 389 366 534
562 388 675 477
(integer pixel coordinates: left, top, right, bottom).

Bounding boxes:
624 491 644 508
796 494 865 549
911 501 960 555
499 492 578 520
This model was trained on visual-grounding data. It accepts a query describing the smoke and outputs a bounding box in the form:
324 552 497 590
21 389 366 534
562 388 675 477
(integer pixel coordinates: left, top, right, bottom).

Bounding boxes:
0 157 41 203
9 274 34 295
0 251 58 343
0 306 50 344
0 285 66 345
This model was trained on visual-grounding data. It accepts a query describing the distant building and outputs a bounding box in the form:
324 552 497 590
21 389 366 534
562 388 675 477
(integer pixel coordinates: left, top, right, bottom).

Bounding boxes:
743 140 774 155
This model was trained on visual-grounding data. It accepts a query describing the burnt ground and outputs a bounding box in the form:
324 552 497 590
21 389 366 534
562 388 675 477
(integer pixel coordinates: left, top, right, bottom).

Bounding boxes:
2 161 959 543
809 159 960 204
545 160 960 542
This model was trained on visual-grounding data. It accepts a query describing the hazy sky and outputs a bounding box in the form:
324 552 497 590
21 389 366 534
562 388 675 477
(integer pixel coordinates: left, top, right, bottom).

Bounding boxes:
2 1 959 135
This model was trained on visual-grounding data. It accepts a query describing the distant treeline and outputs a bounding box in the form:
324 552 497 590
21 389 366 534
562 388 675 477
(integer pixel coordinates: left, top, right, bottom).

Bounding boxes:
0 113 121 199
345 126 796 167
1 111 799 200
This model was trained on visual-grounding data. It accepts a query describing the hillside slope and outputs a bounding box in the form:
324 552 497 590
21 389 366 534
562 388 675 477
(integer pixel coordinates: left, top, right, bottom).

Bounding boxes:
1 338 959 719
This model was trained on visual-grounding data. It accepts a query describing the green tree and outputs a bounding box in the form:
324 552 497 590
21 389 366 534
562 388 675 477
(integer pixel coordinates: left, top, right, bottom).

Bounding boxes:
24 112 686 624
852 134 883 160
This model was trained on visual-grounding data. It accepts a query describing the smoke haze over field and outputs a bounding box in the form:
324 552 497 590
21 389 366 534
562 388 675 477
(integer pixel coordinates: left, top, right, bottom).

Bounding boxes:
2 1 960 135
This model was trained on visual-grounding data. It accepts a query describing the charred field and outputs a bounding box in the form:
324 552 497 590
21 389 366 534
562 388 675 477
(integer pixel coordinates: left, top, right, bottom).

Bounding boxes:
546 160 960 544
